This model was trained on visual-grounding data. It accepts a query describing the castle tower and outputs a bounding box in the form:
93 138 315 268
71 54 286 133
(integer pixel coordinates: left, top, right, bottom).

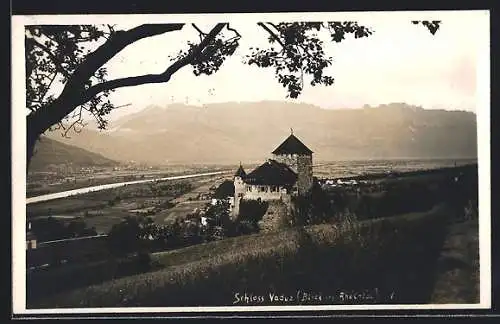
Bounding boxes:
271 129 313 196
232 163 246 219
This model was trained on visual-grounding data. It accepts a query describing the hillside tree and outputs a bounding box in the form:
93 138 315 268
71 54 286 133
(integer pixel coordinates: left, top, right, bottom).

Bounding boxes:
25 20 440 169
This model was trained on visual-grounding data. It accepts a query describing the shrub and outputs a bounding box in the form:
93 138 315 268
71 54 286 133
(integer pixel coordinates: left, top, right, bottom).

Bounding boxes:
238 199 268 226
135 251 153 272
31 217 97 242
235 220 259 236
107 216 152 256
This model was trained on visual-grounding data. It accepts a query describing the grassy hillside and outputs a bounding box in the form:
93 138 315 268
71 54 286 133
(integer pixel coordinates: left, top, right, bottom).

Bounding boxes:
29 203 462 308
29 137 119 171
430 218 479 304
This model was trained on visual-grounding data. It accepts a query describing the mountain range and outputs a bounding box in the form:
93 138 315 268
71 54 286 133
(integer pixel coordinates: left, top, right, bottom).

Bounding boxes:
45 101 478 165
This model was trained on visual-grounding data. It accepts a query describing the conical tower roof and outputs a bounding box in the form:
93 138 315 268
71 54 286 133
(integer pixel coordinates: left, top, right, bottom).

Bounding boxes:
234 163 246 178
272 131 313 155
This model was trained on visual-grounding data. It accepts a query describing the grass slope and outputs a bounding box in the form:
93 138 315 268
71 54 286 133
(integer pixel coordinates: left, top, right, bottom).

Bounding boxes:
430 219 480 303
29 203 455 308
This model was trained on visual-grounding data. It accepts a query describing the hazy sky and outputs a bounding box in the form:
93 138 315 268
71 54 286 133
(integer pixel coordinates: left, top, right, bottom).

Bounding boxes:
20 11 489 120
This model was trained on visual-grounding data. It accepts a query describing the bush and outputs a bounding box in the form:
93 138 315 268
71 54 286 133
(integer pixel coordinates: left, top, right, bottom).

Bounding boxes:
235 220 259 236
31 217 97 242
325 166 478 222
135 251 153 272
238 199 268 226
107 216 144 256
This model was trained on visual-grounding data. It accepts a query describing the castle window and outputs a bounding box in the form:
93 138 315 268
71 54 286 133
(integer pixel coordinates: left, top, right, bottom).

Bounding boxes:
246 186 252 192
258 186 266 192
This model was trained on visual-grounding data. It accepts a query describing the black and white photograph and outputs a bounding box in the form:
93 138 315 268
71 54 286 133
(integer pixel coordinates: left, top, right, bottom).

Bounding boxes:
11 9 491 316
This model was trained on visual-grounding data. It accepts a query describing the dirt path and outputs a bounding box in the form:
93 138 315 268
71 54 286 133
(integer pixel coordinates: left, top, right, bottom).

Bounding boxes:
430 219 480 304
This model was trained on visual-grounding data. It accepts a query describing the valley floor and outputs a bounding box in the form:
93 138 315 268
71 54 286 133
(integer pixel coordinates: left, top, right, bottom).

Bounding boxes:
27 174 228 234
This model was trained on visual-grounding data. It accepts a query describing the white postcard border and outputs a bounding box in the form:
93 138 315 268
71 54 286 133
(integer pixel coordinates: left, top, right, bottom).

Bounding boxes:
11 10 491 315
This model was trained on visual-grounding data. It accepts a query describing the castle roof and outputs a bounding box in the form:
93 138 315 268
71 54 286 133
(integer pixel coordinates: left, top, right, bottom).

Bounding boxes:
244 159 297 186
234 164 246 177
272 133 313 155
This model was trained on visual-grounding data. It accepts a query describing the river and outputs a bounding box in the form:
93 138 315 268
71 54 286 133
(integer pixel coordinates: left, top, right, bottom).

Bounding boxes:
26 170 231 205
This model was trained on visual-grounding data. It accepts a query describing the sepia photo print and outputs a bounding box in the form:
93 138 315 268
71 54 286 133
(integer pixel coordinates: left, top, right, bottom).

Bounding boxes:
11 10 491 316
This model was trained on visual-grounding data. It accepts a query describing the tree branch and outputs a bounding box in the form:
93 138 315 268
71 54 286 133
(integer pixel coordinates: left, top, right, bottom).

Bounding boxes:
61 24 185 97
77 23 226 106
28 23 186 135
300 68 304 89
257 22 285 48
224 23 242 44
191 23 207 41
26 37 71 78
226 23 241 38
267 22 282 32
83 104 105 129
40 72 57 102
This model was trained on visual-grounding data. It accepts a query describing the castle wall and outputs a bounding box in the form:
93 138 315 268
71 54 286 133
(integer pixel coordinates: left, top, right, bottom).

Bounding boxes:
258 200 290 233
242 185 290 200
232 182 294 220
296 155 313 195
272 153 313 196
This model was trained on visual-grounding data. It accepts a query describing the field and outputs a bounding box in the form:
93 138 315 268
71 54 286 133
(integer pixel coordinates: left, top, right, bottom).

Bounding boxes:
26 164 231 198
25 159 480 308
154 177 228 224
313 158 476 179
27 174 228 235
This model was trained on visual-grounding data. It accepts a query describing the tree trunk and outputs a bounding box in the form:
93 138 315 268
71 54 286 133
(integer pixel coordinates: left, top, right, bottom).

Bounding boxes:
26 124 39 173
26 96 76 172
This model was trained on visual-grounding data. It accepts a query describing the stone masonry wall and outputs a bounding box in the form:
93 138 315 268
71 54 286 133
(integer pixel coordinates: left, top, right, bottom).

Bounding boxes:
258 200 290 233
296 155 313 195
272 153 313 196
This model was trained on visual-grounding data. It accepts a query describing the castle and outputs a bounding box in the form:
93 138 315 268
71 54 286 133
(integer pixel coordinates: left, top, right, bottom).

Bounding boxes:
232 130 314 220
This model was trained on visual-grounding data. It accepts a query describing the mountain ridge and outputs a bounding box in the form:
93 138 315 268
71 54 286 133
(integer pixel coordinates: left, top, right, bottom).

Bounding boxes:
46 101 477 165
29 137 119 171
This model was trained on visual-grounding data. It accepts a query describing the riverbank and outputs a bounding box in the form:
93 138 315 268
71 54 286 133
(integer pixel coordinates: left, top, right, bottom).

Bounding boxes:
27 173 230 235
26 171 231 205
27 166 232 198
